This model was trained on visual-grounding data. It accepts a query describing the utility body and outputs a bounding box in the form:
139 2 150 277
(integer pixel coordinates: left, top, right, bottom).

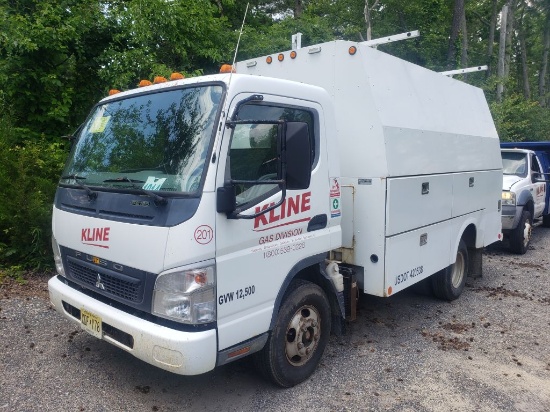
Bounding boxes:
48 39 502 387
500 142 550 254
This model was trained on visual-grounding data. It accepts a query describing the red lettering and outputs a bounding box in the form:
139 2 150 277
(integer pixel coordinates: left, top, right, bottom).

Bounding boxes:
81 227 111 243
268 207 280 224
287 196 300 216
301 192 311 213
253 192 312 230
280 199 287 219
254 204 271 229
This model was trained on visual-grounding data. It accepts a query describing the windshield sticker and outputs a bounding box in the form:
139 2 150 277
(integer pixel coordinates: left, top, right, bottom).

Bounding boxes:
330 178 341 218
89 116 110 133
143 177 166 191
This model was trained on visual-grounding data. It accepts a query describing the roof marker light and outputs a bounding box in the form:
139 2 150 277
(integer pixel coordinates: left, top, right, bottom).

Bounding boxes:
170 72 185 80
278 53 284 62
108 89 121 96
153 76 167 84
220 64 235 73
349 46 357 55
266 56 273 64
138 80 152 87
290 51 297 59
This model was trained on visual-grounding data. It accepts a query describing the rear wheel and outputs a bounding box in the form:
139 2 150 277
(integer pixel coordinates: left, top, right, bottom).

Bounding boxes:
509 210 532 254
255 280 331 387
432 240 468 301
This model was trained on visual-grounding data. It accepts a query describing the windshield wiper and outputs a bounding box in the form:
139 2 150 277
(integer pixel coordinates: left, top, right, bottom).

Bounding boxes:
104 176 167 205
60 174 97 200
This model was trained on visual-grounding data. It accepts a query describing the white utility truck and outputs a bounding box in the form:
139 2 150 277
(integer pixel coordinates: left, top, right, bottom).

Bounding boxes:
500 142 550 254
49 38 503 387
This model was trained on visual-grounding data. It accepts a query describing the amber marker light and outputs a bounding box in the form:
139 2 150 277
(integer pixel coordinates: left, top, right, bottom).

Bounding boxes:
228 346 251 358
290 51 297 59
138 80 152 87
349 46 357 55
266 56 273 64
387 286 393 296
153 76 167 84
219 64 235 73
278 53 284 62
108 89 121 96
170 72 185 80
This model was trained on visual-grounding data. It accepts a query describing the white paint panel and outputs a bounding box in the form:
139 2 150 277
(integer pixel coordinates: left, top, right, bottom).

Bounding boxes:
340 184 355 248
53 207 168 274
384 221 452 296
452 170 503 217
386 174 453 236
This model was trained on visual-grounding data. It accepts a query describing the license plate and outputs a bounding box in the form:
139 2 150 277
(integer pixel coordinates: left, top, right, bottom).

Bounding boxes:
81 308 102 339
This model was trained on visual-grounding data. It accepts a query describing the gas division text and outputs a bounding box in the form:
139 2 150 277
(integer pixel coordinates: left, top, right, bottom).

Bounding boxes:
259 228 303 244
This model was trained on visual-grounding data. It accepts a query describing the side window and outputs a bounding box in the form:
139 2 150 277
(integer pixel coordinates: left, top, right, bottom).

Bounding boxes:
228 102 315 207
230 123 280 205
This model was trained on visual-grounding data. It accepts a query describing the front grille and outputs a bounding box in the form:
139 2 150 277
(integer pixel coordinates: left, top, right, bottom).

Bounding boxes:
67 260 142 302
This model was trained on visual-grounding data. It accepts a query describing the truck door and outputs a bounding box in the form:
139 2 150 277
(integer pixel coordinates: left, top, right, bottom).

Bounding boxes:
531 154 546 218
214 94 331 353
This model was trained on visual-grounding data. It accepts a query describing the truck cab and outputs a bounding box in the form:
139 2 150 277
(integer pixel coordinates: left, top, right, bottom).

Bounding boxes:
501 144 550 254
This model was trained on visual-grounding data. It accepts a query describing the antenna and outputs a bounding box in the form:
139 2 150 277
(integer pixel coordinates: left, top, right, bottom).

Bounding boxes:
231 2 250 71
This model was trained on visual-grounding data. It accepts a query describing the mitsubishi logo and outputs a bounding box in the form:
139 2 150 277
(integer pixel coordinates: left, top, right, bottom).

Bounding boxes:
95 274 105 290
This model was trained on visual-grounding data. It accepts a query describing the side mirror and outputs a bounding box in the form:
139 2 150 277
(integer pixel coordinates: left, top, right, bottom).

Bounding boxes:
216 184 236 214
284 122 311 190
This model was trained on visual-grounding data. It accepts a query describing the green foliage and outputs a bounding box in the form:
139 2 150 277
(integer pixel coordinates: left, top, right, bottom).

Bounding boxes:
490 94 550 142
99 0 233 88
0 0 549 274
0 102 67 270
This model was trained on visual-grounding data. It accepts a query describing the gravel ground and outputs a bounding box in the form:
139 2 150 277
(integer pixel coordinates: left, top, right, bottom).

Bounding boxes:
1 229 550 412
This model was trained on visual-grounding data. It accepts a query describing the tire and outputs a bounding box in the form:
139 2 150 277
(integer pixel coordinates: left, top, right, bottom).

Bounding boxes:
509 210 532 254
254 280 331 388
432 240 468 301
542 214 550 228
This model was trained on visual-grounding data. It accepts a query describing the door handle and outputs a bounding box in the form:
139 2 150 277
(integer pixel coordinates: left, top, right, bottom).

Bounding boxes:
307 214 327 232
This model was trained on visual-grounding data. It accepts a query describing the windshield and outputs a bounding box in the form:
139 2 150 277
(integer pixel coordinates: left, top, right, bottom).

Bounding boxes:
61 85 223 194
501 151 528 177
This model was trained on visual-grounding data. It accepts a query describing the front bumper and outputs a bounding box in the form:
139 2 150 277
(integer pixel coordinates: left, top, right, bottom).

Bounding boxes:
501 205 523 231
48 276 217 375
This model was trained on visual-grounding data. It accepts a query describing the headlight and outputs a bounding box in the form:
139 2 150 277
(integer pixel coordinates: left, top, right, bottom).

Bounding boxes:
501 191 516 206
51 236 66 277
153 265 216 324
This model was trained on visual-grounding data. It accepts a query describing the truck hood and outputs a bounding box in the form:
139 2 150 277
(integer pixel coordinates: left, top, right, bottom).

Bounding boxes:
502 175 523 191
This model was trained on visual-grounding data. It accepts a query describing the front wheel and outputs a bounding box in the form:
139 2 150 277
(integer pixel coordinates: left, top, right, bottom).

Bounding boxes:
509 210 532 254
432 240 468 301
255 280 331 387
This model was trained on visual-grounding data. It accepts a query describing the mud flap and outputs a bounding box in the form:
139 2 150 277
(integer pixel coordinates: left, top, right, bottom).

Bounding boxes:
467 247 483 278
